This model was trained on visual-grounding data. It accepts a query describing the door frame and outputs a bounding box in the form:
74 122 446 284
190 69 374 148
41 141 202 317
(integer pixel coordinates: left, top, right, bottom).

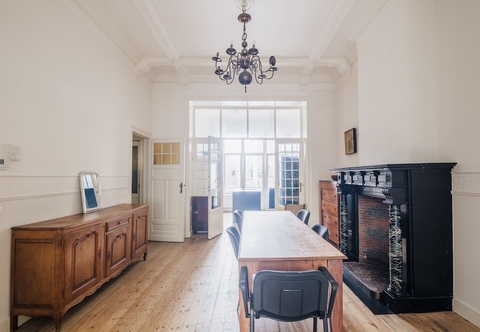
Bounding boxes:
132 130 150 205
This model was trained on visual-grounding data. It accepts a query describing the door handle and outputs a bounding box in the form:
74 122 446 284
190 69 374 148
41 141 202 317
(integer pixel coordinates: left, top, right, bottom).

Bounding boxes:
179 182 184 194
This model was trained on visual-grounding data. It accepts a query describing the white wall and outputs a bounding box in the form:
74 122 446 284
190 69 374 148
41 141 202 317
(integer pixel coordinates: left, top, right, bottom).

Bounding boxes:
336 63 359 168
434 0 480 327
349 0 480 326
0 1 152 330
357 0 439 165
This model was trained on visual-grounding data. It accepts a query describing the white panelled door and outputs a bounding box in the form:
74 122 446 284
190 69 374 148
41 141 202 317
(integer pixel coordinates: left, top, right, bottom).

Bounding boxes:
208 136 223 239
150 139 185 242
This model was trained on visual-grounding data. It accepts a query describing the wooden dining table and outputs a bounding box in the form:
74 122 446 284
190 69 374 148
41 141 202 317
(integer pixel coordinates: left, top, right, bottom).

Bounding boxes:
238 210 347 332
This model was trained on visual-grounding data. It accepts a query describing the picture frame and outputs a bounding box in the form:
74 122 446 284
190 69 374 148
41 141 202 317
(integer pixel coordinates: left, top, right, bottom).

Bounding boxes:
344 128 357 155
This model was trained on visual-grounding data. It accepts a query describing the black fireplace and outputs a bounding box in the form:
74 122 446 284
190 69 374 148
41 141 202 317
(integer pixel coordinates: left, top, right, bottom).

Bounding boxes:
330 163 456 313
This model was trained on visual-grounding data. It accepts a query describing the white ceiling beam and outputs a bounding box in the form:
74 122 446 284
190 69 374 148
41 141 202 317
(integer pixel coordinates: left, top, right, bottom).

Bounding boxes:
308 0 356 61
133 0 180 62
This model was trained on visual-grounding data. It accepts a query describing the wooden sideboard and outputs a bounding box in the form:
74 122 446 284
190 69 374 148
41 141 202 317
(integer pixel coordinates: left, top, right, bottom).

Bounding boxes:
10 204 149 332
319 180 339 247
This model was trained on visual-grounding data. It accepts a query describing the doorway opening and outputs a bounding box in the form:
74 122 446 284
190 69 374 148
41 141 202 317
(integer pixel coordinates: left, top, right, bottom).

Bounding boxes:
132 132 148 204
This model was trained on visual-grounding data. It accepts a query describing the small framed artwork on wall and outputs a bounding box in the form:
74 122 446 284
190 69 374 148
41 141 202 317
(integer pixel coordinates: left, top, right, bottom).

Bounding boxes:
344 128 357 155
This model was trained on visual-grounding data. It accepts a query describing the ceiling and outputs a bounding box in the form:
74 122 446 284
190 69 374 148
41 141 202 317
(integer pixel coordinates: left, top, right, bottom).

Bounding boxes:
69 0 388 88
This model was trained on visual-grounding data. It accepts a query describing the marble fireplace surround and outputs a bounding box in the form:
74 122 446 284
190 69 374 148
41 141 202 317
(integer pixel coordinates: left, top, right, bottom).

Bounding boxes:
331 163 457 314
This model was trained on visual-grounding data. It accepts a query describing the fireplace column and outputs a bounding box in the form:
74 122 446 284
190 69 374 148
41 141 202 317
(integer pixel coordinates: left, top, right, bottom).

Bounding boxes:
339 194 348 254
387 204 405 295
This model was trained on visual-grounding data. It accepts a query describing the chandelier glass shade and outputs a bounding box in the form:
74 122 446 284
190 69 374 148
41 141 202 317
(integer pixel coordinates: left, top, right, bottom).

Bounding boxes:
212 6 277 92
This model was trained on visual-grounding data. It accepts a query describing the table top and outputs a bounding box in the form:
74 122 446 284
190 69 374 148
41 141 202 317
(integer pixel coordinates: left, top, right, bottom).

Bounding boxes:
239 211 346 261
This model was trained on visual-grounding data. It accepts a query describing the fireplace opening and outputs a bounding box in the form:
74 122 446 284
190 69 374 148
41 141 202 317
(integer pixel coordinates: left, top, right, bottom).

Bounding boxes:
344 196 390 298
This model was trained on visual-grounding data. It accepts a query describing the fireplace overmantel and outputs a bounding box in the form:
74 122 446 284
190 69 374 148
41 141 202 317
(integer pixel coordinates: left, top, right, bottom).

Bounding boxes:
329 162 457 313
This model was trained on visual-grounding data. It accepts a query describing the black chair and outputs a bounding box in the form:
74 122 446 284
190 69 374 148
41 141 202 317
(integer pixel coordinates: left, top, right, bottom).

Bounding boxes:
239 266 338 332
296 209 310 225
226 226 241 259
233 210 243 232
312 224 329 241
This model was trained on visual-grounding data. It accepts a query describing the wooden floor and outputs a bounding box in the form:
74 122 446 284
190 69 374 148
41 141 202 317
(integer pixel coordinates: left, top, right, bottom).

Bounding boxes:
16 214 480 332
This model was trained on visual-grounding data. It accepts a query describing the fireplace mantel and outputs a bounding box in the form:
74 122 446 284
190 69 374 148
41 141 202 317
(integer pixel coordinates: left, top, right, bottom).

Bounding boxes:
330 162 456 313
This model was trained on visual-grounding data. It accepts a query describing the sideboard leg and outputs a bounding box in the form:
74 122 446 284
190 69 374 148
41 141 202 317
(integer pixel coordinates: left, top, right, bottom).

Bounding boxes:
54 314 63 332
10 315 18 332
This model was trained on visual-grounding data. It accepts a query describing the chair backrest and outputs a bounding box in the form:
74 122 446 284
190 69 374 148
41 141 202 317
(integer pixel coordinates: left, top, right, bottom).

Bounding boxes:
233 210 243 232
285 203 306 215
312 224 329 241
296 209 310 225
226 226 241 259
252 270 329 322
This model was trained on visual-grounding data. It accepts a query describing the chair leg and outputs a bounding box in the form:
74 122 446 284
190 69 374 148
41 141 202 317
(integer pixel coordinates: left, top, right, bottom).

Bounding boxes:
313 317 317 332
250 313 254 332
323 317 328 332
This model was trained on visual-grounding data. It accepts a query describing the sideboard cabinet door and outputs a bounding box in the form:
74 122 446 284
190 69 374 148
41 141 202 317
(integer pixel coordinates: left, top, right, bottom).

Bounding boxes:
64 224 104 304
132 209 148 260
105 215 131 278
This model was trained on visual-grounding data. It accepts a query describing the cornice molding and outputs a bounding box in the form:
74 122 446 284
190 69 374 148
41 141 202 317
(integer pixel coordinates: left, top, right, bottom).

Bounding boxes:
63 0 357 88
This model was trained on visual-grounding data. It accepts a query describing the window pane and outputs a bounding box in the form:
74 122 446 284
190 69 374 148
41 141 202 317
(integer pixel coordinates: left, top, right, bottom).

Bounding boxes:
245 155 263 191
222 109 247 138
195 143 209 196
266 140 275 153
277 143 300 206
224 139 242 153
244 140 263 153
276 109 300 138
249 109 274 138
225 155 241 193
195 109 220 137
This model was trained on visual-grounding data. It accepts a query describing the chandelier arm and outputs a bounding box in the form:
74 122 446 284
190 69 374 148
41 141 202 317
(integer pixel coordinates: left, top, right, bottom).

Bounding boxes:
230 55 240 81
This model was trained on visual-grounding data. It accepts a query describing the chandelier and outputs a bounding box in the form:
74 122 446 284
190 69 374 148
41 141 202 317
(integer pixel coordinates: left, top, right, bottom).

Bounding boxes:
212 0 277 93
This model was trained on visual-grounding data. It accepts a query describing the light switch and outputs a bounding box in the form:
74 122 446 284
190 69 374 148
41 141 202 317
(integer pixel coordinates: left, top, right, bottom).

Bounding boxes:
9 145 21 161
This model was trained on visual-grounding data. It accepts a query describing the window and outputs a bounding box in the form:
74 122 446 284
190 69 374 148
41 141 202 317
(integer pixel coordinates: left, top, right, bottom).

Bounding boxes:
190 101 306 209
153 142 180 165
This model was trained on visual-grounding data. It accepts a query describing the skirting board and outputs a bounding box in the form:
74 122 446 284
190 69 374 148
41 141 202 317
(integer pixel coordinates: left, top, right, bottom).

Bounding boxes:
454 299 480 329
1 316 29 332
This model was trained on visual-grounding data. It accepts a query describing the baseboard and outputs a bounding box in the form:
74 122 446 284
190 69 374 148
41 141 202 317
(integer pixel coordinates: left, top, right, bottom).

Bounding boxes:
0 316 31 332
0 317 8 332
454 299 480 328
